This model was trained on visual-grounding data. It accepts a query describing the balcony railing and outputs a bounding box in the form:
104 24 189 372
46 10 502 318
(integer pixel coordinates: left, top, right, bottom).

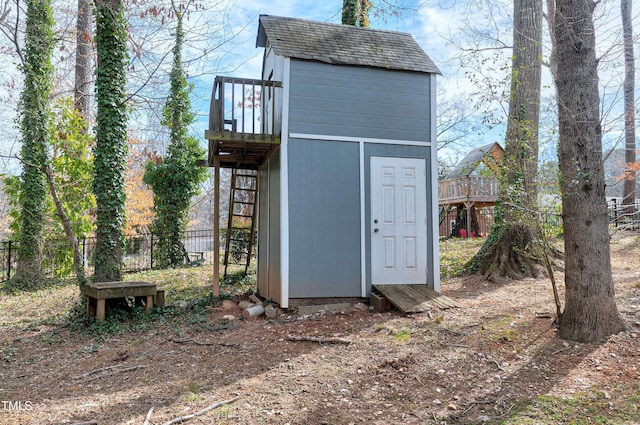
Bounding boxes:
206 76 283 142
438 176 499 205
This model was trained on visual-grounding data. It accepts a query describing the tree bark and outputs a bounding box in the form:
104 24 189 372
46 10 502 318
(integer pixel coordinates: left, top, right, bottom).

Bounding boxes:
14 0 56 286
553 0 627 342
42 165 86 289
621 0 636 213
472 0 544 282
93 0 128 282
74 0 93 121
501 0 542 215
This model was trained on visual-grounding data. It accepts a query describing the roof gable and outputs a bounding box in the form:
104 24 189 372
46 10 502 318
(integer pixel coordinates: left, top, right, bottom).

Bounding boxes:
256 15 441 75
446 142 504 178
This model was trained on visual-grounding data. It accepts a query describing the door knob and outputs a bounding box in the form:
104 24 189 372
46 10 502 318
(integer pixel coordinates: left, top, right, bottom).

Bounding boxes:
374 228 379 233
374 219 379 224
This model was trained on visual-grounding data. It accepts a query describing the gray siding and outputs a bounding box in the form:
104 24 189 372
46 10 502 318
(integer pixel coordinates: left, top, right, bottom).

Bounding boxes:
288 60 432 142
288 138 361 297
257 150 282 303
363 144 435 292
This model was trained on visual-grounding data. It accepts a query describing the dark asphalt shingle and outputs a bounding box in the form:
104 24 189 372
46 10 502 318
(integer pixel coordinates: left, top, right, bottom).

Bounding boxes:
256 15 441 75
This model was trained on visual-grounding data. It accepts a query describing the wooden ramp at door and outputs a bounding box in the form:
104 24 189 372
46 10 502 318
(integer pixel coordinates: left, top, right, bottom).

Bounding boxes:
373 284 460 313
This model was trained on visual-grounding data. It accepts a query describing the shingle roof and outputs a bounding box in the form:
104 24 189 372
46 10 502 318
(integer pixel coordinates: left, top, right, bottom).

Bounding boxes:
446 142 504 178
256 15 441 75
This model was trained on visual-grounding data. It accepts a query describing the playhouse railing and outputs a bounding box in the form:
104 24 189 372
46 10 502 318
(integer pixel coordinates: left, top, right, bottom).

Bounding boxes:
207 76 283 142
438 176 499 205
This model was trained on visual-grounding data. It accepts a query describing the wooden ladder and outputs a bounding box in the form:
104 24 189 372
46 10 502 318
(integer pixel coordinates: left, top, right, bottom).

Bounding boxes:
223 169 258 277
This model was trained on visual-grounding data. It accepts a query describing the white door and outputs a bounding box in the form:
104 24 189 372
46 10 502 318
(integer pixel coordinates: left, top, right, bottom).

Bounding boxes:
371 156 428 284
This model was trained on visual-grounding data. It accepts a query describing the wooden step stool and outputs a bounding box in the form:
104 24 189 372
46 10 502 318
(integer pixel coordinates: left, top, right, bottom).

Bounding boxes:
85 281 157 322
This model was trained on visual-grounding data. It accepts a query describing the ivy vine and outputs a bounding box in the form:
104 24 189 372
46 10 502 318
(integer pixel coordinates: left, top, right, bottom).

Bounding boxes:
13 0 56 287
92 1 129 281
143 5 206 267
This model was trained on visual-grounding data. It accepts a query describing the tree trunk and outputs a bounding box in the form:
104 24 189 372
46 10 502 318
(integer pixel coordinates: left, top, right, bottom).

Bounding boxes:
14 0 56 286
341 0 358 25
42 165 86 290
553 0 627 342
93 0 128 282
471 0 543 282
501 0 542 216
74 0 93 122
621 0 636 214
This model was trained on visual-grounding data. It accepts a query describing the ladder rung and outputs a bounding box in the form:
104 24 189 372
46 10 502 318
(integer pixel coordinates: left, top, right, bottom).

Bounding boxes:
232 201 255 205
232 214 253 219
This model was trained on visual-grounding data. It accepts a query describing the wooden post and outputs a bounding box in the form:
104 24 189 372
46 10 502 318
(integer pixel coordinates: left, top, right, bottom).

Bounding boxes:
213 153 220 297
96 299 106 322
465 201 473 239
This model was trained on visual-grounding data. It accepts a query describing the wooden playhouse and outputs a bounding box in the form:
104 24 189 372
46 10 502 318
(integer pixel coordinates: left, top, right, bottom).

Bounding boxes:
438 142 503 238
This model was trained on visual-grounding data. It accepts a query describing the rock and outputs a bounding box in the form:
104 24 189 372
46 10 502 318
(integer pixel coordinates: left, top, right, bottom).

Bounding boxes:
221 300 236 310
353 302 369 312
249 294 262 304
222 315 235 321
478 415 490 422
447 404 457 411
178 301 188 309
433 399 442 405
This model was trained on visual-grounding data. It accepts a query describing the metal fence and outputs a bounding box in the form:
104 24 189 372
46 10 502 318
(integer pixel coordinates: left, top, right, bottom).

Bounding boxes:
608 198 640 228
0 229 217 283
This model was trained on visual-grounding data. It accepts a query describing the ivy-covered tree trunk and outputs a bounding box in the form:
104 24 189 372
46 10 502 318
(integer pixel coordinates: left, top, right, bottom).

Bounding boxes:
93 0 128 282
14 0 56 287
143 3 206 268
553 0 627 342
342 0 370 27
469 0 543 283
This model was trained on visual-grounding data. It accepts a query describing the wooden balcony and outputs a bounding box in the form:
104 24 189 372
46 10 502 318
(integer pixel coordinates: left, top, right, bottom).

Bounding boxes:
202 76 283 170
438 176 499 206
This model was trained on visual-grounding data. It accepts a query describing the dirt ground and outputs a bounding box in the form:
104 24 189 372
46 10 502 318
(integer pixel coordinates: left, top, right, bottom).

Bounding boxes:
1 233 639 425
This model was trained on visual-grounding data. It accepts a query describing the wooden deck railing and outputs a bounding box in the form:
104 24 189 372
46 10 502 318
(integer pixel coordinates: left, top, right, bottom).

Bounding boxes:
207 76 283 142
438 176 499 205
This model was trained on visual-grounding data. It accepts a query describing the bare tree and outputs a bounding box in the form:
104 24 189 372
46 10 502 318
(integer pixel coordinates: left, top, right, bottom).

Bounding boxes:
552 0 627 342
620 0 636 213
74 0 93 120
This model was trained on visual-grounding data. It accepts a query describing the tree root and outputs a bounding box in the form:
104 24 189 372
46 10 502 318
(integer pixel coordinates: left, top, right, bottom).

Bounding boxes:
473 224 545 284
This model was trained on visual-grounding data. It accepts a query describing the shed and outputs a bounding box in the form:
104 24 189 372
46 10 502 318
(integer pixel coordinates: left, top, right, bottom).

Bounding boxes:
438 142 503 237
203 15 441 308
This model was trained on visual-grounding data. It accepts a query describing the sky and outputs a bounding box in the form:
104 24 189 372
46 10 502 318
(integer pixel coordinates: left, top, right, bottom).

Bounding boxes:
181 0 634 166
185 0 478 143
0 0 633 172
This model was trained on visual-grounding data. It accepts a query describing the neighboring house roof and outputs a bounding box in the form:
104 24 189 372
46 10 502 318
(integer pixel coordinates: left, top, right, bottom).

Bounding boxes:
256 14 441 75
446 142 504 178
